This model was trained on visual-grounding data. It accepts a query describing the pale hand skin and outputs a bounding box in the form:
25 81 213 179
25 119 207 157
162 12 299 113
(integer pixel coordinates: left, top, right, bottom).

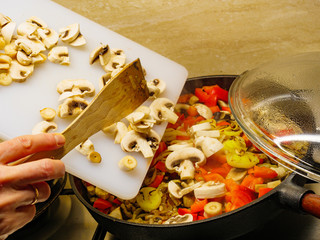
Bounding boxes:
0 133 65 240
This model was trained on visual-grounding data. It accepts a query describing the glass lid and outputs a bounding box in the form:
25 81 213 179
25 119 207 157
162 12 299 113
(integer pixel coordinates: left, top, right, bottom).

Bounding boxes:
229 52 320 182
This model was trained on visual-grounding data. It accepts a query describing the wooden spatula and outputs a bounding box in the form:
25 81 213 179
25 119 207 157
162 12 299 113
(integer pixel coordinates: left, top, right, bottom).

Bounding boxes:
11 58 149 164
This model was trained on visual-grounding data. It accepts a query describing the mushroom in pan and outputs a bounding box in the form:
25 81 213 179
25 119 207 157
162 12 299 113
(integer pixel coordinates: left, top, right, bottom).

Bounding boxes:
57 96 89 118
165 147 206 180
120 129 160 158
150 97 178 124
193 103 213 119
57 79 95 101
163 214 193 224
194 136 224 158
9 60 34 82
32 121 57 135
167 180 203 199
48 46 70 65
226 167 248 183
193 181 226 199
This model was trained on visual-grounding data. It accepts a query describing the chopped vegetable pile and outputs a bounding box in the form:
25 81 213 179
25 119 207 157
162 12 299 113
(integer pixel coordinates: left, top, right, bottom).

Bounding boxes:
83 83 289 224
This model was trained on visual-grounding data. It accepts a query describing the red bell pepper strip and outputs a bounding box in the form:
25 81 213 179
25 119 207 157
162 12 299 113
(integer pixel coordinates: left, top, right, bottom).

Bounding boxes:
93 198 113 210
241 175 264 191
148 174 164 188
203 85 229 103
248 166 278 179
258 187 273 198
190 199 208 213
154 161 167 172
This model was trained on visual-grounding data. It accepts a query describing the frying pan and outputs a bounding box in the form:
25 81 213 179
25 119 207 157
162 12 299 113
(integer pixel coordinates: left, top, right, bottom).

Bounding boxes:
69 75 320 240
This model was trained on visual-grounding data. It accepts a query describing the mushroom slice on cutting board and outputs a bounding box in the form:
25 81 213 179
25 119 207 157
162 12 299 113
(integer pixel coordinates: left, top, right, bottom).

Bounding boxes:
150 98 178 124
48 46 70 65
166 147 206 180
57 96 89 118
32 121 57 135
9 60 34 82
120 129 160 159
57 79 95 101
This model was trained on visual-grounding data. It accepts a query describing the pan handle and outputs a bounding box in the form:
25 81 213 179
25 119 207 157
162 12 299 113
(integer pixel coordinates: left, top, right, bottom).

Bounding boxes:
92 223 108 240
301 193 320 218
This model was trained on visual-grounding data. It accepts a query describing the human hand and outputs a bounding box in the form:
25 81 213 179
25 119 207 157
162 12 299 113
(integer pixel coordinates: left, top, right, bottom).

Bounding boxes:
0 133 65 239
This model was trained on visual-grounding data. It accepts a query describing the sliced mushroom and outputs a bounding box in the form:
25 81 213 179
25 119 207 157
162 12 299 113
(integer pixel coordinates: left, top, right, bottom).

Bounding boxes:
109 207 123 220
189 121 212 134
167 141 193 151
193 103 213 119
9 60 34 82
203 202 222 218
120 129 160 158
193 181 226 199
16 50 33 66
126 107 156 133
102 49 126 73
26 16 47 28
0 53 12 70
147 79 166 98
98 72 111 90
87 151 102 163
32 53 47 64
40 107 56 121
48 46 70 65
89 44 110 65
150 98 178 124
165 147 206 180
226 168 247 183
37 28 59 49
103 121 128 144
15 37 46 57
118 155 137 171
57 96 88 118
32 121 57 134
69 33 86 47
174 103 190 114
57 79 95 101
163 214 193 224
194 130 220 138
0 73 13 86
76 139 95 155
17 21 38 36
1 21 16 44
194 136 224 158
167 180 203 199
0 13 11 28
59 23 80 43
4 42 17 58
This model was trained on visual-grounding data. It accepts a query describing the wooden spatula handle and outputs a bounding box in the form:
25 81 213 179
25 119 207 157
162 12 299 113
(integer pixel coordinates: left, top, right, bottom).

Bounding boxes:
301 193 320 218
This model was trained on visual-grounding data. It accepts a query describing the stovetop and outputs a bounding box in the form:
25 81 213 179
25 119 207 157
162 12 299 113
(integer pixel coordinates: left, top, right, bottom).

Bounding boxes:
9 182 320 240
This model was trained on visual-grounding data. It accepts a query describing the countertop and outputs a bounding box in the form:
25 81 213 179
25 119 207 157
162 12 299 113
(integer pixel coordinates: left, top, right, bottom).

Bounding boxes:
52 0 320 78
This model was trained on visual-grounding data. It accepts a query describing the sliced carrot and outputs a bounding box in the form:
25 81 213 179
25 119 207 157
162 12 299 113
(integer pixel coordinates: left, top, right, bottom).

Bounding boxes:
249 166 278 179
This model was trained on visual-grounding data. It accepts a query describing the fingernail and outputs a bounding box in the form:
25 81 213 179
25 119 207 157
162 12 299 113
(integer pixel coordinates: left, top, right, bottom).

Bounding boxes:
54 133 65 147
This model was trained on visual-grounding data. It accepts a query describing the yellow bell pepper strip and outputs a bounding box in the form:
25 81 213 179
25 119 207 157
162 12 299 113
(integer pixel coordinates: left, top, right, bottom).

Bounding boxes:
136 187 162 212
226 152 260 169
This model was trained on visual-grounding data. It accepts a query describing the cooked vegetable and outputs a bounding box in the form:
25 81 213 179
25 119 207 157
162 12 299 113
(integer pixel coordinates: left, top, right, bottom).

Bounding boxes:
85 82 289 224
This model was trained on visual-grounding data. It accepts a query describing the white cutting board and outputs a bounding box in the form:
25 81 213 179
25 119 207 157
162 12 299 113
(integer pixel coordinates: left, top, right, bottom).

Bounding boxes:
1 0 188 199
